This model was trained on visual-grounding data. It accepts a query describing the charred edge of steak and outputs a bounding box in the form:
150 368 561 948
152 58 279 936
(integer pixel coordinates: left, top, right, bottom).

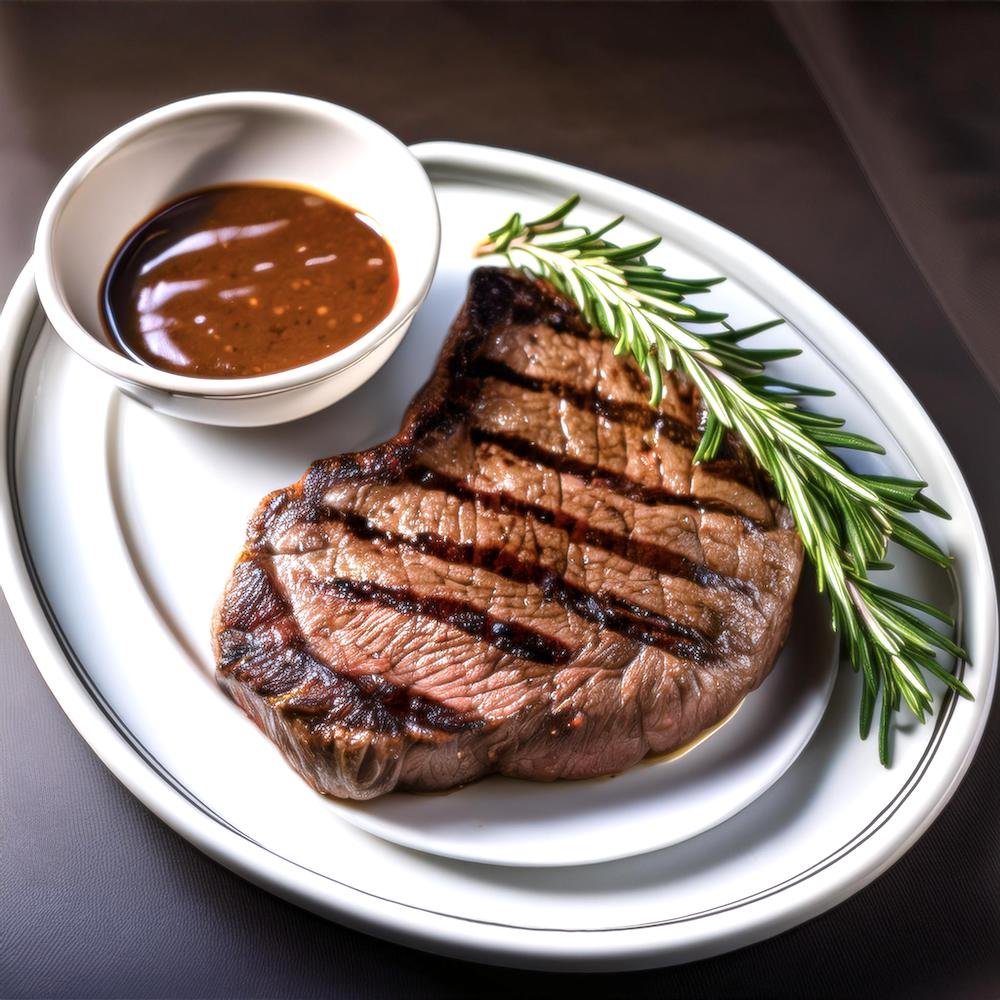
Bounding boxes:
214 560 482 798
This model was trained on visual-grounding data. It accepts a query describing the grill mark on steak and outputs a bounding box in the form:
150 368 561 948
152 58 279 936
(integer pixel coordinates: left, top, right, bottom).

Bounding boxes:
468 356 700 449
469 427 764 528
405 465 751 596
322 578 573 665
216 560 479 737
226 634 478 737
319 506 715 660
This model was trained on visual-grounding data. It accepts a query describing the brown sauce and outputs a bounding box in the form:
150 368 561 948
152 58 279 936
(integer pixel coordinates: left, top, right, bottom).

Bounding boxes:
101 182 398 378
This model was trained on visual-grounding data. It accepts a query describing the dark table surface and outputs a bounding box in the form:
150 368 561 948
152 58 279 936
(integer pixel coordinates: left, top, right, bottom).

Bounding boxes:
1 3 998 997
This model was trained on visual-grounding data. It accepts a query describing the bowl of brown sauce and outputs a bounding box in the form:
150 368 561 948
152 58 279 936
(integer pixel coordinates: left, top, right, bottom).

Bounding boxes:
34 92 440 426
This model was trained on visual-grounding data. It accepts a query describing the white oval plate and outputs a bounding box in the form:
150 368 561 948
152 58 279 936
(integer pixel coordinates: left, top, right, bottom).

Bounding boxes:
0 143 994 970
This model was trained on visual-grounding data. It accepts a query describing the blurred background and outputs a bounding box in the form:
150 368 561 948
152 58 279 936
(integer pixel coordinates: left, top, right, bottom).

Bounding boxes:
1 3 997 997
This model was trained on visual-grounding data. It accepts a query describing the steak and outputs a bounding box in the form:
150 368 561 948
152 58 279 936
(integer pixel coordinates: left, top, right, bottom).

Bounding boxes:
213 268 804 800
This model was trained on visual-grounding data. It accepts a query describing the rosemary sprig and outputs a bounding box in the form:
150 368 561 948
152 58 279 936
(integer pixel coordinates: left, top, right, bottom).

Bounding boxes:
475 196 971 764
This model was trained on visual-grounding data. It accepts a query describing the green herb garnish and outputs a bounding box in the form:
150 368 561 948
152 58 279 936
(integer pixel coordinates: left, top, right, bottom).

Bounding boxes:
475 196 970 764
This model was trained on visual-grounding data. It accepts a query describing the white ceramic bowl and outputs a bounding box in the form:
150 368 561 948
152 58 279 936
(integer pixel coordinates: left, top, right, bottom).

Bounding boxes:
34 92 440 426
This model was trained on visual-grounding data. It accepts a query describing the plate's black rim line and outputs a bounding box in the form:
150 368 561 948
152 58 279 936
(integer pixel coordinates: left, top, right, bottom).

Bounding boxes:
5 302 963 938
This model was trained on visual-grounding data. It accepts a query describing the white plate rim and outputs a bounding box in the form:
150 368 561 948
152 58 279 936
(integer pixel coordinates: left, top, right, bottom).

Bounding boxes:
0 141 995 971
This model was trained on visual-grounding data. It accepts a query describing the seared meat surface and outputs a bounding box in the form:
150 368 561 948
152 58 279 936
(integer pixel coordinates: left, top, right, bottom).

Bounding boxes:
213 268 803 799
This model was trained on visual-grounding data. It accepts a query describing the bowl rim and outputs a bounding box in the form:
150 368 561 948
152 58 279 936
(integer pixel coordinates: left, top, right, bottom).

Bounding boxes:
33 91 440 398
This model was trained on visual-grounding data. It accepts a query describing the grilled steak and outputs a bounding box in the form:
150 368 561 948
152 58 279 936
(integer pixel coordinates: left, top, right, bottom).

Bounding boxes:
213 268 804 800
